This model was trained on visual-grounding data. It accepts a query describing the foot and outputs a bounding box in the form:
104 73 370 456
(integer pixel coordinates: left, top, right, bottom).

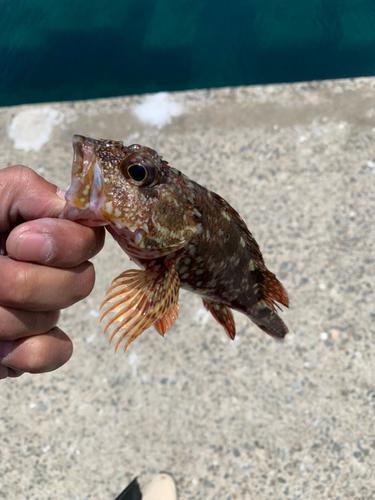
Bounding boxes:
143 473 178 500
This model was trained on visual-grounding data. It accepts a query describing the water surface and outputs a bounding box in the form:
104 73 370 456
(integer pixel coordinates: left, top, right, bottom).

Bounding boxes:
1 0 374 106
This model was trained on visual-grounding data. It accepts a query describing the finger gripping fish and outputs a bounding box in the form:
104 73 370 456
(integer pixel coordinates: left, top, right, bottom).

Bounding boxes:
63 135 289 352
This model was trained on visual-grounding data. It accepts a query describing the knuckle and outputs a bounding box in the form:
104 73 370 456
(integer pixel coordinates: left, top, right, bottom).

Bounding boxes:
71 262 96 303
0 308 60 339
24 329 72 374
10 165 38 187
29 310 60 335
22 338 48 373
91 227 105 255
10 265 39 306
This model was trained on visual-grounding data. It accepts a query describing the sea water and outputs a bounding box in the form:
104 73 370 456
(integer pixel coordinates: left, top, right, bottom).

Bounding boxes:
1 0 374 106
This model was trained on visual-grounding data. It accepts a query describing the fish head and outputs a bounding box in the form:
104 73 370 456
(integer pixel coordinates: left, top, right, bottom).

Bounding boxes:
62 135 200 258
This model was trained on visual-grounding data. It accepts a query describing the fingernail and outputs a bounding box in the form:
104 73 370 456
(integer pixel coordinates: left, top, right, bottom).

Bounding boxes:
0 341 13 361
14 232 53 262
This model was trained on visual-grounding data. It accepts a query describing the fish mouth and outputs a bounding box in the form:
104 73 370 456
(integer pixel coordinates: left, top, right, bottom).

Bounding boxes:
61 135 107 226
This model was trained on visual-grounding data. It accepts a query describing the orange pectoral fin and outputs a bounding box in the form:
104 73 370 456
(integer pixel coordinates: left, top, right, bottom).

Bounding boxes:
203 299 236 340
100 261 180 352
154 303 181 337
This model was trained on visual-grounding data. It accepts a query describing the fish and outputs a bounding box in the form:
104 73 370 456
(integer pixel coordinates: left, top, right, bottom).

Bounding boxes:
62 135 289 352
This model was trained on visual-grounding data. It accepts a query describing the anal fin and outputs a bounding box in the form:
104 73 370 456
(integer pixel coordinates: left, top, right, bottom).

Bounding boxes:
203 299 236 340
100 260 180 352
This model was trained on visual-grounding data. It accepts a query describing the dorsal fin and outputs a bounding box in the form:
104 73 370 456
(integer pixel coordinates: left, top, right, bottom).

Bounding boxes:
209 190 289 311
209 190 264 263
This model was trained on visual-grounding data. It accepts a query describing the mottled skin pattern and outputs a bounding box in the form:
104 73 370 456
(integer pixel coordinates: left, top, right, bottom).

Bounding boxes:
63 135 289 351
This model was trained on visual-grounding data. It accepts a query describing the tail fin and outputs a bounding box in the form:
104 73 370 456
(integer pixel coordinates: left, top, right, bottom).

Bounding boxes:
250 302 288 339
250 267 289 338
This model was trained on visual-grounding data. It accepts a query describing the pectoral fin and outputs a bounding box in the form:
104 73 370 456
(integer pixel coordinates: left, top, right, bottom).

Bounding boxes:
154 303 181 337
203 299 236 340
100 260 180 352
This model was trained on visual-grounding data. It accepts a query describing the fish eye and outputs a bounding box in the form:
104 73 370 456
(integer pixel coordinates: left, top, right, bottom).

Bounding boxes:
120 156 159 187
127 163 147 182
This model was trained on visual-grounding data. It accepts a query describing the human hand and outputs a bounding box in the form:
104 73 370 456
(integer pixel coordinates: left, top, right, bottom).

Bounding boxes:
0 165 105 379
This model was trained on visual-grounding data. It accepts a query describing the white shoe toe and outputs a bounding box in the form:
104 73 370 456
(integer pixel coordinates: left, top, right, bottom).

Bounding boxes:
142 473 177 500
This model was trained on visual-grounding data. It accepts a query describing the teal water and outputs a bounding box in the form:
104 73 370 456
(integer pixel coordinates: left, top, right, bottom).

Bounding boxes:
1 0 375 107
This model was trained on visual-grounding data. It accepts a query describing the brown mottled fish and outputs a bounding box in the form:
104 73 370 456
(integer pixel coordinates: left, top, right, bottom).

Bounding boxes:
62 135 289 352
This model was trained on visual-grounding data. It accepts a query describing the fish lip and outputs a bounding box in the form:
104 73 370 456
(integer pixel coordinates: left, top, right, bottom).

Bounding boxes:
72 134 97 184
61 135 107 225
71 134 85 177
65 135 96 207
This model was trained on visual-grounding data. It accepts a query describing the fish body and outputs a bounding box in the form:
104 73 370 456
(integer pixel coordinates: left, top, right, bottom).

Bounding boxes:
63 135 289 351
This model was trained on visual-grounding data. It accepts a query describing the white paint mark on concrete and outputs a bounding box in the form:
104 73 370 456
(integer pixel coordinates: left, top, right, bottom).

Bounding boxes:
128 352 139 377
194 307 211 326
133 92 183 128
86 333 96 343
337 121 347 130
9 107 63 152
89 309 99 318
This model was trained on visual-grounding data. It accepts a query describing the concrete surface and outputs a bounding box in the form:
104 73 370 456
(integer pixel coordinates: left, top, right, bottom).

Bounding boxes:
0 78 375 499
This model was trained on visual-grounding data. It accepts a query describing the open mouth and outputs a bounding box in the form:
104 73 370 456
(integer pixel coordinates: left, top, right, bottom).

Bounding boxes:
60 135 108 226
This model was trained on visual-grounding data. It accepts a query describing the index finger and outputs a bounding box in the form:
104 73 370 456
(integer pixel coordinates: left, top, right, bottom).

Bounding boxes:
0 165 64 232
